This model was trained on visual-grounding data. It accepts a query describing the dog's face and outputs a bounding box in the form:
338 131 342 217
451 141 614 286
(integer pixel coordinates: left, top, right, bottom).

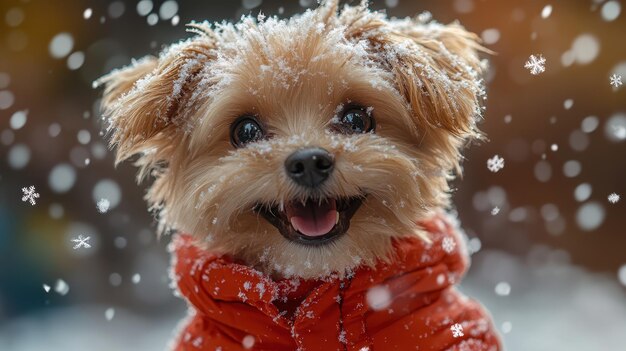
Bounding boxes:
98 1 485 279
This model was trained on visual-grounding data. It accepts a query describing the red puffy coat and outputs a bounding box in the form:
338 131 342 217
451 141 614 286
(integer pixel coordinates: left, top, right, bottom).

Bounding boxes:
170 214 502 350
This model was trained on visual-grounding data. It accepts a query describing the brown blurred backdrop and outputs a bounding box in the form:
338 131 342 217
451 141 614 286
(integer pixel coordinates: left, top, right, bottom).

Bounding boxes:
0 0 625 349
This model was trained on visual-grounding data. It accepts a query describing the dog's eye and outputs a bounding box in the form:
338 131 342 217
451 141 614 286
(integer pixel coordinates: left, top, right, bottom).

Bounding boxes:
230 116 265 147
337 107 375 134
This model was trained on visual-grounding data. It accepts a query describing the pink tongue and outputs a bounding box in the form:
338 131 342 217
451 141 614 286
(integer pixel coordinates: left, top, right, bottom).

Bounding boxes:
288 200 337 237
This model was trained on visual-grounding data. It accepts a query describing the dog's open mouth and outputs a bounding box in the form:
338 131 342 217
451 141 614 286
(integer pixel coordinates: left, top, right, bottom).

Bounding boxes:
255 197 363 246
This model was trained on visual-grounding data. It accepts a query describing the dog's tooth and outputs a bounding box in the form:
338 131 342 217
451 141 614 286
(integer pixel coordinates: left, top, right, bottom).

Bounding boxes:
290 217 299 232
335 211 340 224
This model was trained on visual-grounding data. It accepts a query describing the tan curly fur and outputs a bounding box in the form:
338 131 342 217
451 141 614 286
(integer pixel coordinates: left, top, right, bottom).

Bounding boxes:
96 0 486 279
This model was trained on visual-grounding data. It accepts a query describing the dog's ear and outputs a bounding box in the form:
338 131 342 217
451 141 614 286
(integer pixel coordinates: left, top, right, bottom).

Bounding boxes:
98 56 158 111
95 29 217 169
388 21 487 140
339 5 487 140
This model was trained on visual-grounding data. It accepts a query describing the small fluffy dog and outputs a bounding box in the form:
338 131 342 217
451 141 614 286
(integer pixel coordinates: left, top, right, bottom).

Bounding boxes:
98 1 500 350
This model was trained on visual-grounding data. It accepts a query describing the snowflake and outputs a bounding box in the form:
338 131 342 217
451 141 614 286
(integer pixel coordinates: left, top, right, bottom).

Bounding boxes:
105 307 115 321
242 335 255 349
450 323 464 338
608 193 620 204
191 336 203 348
610 74 623 88
613 125 626 140
71 234 92 249
494 281 511 296
524 54 546 75
21 185 40 205
96 198 110 213
366 285 392 311
487 155 505 173
338 330 347 344
54 279 70 295
441 237 456 253
491 206 500 215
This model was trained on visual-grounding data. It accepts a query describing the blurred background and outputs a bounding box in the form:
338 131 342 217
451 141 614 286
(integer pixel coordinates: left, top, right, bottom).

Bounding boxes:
0 0 625 350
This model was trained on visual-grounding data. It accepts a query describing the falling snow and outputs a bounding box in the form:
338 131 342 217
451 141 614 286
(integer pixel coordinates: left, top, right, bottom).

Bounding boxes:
487 155 505 173
524 54 546 75
105 307 115 321
96 198 111 213
613 125 626 140
21 185 40 205
2 2 626 350
609 74 623 88
54 279 70 295
83 8 92 20
338 330 347 344
442 237 456 253
451 323 464 338
71 234 92 249
541 5 553 19
191 336 203 348
242 335 255 349
495 281 511 296
366 285 392 311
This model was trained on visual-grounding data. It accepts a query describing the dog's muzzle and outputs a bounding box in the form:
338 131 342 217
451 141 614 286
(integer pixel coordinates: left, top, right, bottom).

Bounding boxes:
254 147 363 246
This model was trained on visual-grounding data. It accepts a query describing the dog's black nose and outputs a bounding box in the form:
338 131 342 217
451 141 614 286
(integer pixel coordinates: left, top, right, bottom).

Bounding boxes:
285 148 334 188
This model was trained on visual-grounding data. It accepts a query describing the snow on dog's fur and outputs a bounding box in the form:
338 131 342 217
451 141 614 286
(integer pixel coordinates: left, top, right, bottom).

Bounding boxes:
96 0 487 279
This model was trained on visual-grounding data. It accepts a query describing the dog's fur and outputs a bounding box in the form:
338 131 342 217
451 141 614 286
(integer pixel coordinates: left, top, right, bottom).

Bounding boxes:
97 0 486 279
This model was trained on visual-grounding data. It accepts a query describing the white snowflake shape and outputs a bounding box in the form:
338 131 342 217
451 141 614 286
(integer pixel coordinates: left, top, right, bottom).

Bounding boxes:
610 74 623 88
441 237 456 253
491 206 500 215
524 54 546 75
487 155 505 173
71 234 92 249
338 330 347 344
96 198 110 213
608 193 620 204
21 185 40 205
451 323 464 338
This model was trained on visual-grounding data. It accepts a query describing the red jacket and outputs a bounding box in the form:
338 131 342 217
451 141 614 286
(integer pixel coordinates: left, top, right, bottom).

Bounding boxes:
170 214 502 351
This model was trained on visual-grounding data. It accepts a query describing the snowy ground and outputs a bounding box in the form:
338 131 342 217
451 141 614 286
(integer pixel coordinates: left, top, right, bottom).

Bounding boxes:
0 306 179 351
463 249 626 350
1 249 625 351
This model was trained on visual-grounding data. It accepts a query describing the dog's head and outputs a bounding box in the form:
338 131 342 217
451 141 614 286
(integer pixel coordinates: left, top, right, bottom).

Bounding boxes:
97 0 486 279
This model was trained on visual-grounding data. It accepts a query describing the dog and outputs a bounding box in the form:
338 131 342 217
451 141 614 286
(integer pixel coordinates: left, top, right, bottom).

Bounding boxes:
97 1 501 350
